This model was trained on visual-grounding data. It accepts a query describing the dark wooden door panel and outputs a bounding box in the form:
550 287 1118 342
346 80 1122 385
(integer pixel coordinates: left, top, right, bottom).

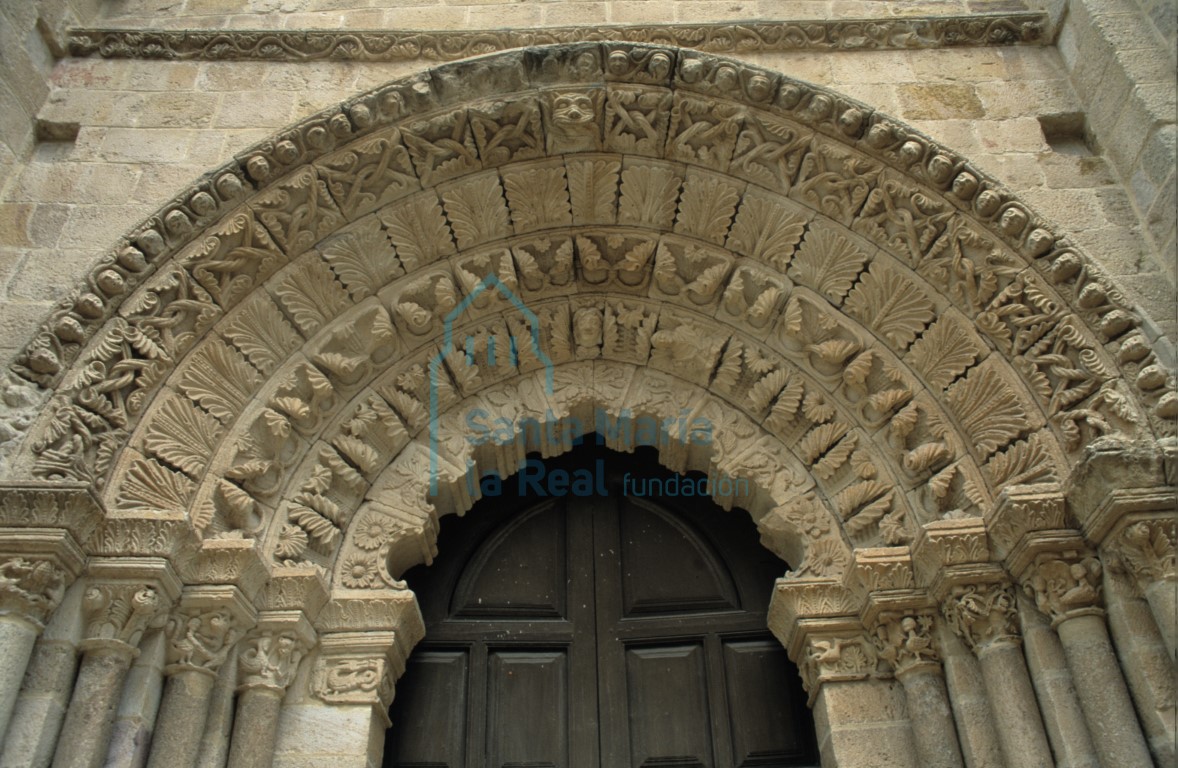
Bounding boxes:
486 650 569 768
391 650 469 767
722 641 810 767
617 500 739 617
452 504 567 620
386 448 818 768
624 644 714 768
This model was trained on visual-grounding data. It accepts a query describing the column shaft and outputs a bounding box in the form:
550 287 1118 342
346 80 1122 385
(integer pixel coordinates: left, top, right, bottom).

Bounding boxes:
1143 578 1177 661
896 669 962 768
976 643 1053 768
1019 604 1098 768
936 628 1003 768
0 616 40 743
51 644 136 768
147 670 216 768
227 688 285 768
1057 613 1153 768
196 648 240 768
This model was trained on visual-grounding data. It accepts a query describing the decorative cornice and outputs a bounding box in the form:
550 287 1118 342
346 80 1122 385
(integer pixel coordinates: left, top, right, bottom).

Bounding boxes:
66 14 1046 63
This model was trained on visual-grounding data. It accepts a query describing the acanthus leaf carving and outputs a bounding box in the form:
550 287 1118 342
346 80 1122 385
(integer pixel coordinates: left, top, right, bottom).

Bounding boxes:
177 340 262 425
502 164 573 233
725 190 808 269
904 314 985 390
439 172 512 250
114 454 196 514
844 264 936 351
617 162 682 230
220 293 303 377
142 394 224 477
378 192 456 271
566 156 620 225
671 169 758 255
946 362 1030 457
788 221 869 304
271 255 354 338
319 217 404 301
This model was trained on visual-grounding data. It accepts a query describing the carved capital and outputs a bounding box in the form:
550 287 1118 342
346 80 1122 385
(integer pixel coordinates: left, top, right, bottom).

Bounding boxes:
0 556 70 627
1023 551 1103 627
79 558 181 654
1105 518 1176 589
0 527 87 628
237 611 316 692
164 586 256 676
798 631 880 701
870 611 942 677
310 631 402 720
82 582 168 653
940 582 1020 654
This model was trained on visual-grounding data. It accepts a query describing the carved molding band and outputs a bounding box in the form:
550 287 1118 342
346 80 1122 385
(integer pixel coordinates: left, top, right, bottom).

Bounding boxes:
67 14 1046 63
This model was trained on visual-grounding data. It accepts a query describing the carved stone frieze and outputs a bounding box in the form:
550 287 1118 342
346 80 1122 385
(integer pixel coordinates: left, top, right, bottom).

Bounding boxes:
67 16 1046 65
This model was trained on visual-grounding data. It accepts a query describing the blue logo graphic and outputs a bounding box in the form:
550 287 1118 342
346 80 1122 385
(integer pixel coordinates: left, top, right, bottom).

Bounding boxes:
428 274 554 496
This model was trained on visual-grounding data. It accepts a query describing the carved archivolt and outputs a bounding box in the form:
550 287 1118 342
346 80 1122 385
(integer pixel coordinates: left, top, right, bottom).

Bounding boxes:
2 44 1172 596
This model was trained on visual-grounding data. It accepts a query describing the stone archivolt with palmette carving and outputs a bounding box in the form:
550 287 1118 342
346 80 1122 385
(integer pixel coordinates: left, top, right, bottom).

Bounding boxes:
1 45 1170 596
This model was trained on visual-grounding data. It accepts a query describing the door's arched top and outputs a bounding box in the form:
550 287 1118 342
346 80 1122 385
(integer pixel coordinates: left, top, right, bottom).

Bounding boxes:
6 44 1172 596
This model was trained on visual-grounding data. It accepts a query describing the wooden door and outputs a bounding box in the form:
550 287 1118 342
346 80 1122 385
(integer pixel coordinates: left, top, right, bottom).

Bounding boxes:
385 448 817 768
